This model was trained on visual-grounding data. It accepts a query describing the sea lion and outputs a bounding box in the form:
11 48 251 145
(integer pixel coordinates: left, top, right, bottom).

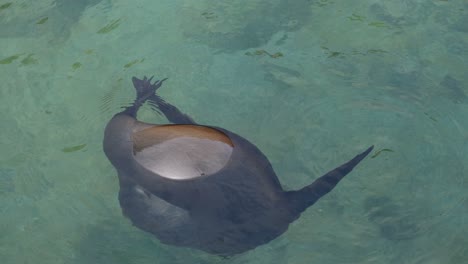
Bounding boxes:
103 76 373 256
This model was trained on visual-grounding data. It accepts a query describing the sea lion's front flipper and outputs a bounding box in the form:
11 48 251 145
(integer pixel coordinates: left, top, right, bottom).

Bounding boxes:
286 145 374 214
118 182 195 242
131 76 196 125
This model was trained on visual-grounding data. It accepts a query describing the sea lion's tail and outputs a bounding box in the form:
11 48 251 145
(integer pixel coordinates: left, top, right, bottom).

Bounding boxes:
286 145 374 214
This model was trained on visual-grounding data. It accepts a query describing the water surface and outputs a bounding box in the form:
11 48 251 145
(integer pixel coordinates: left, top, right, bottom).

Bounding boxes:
0 0 467 263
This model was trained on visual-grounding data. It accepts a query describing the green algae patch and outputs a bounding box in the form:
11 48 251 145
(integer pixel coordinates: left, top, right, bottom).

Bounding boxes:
0 54 23 64
314 0 332 7
328 51 343 58
21 54 38 65
321 45 387 58
0 2 12 10
270 52 283 58
72 62 82 70
245 50 268 56
84 49 94 55
124 58 144 69
367 49 388 54
371 148 394 159
245 50 283 59
348 13 365 22
424 112 438 122
97 19 121 34
201 11 217 19
368 21 387 28
36 17 48 25
321 47 345 58
62 144 87 153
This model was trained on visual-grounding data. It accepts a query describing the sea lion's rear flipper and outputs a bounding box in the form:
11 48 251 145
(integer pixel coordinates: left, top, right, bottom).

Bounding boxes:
148 94 196 125
286 145 374 214
132 76 166 99
120 76 167 117
131 76 196 125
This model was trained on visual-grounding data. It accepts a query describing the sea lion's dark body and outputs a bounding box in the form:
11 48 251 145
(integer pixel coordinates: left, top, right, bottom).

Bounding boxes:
103 76 373 256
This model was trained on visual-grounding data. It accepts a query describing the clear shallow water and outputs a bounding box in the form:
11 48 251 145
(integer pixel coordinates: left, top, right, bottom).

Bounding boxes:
0 0 467 263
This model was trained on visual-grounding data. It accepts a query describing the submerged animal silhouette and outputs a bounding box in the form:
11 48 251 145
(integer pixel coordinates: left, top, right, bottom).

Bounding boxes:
103 76 373 256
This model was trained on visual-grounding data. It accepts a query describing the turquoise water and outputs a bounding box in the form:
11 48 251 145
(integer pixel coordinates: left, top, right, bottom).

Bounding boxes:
1 0 467 263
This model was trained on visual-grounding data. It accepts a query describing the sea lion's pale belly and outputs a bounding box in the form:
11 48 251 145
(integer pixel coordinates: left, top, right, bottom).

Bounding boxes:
133 125 234 180
134 136 233 180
